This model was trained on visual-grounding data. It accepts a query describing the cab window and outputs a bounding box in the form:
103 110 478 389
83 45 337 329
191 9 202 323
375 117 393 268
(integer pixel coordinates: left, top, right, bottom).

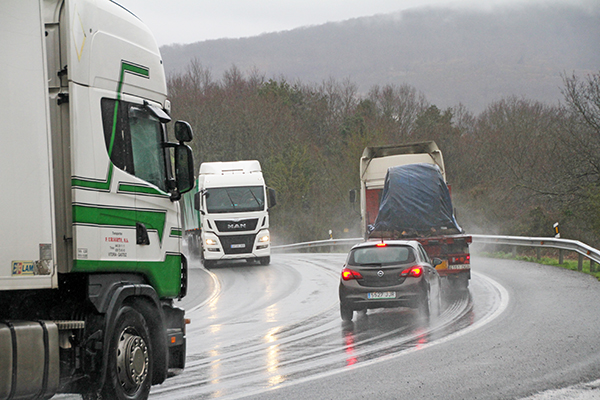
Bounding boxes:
101 98 168 192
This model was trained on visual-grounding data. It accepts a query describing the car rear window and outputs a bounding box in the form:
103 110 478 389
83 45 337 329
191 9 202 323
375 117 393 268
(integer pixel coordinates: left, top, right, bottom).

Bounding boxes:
349 246 416 266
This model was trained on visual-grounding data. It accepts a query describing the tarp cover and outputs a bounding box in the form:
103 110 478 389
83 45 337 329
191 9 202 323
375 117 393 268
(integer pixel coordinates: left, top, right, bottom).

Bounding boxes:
370 163 462 236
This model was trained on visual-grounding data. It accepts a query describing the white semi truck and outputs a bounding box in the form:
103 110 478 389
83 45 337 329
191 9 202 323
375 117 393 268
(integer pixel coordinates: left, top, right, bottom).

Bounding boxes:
0 1 195 399
184 161 276 267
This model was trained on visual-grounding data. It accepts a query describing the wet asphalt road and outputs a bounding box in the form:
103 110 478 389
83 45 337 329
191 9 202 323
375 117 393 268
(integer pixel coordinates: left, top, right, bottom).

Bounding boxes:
147 253 600 399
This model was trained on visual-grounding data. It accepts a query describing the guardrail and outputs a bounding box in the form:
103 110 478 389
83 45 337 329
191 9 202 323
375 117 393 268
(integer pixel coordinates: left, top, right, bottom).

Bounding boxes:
273 234 600 272
272 238 362 251
470 234 600 272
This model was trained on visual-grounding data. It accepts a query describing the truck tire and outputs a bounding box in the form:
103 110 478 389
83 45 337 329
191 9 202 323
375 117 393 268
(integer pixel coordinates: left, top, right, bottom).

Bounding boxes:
102 305 152 400
259 256 270 266
187 236 198 256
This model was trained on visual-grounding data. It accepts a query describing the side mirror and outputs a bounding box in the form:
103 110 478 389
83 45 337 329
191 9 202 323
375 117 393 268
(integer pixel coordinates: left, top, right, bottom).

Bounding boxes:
268 187 277 209
194 191 206 214
349 189 357 204
174 144 194 195
432 258 443 267
175 120 193 143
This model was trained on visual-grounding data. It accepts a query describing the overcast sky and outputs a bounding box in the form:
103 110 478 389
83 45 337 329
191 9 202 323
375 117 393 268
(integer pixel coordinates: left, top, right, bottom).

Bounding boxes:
114 0 594 47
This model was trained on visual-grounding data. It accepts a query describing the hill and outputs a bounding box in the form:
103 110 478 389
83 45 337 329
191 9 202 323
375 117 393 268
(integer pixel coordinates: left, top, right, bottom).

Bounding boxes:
160 3 600 113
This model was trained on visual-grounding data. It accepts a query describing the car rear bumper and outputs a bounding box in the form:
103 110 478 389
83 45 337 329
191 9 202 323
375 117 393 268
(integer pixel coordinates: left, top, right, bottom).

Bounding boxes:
339 281 425 311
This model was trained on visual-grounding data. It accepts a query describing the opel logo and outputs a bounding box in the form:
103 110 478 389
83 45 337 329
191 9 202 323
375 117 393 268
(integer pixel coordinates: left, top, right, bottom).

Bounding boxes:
377 270 384 277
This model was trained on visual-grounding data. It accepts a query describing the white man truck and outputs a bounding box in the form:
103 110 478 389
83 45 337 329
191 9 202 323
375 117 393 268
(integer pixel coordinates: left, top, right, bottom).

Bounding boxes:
183 161 276 268
0 1 195 399
353 142 472 290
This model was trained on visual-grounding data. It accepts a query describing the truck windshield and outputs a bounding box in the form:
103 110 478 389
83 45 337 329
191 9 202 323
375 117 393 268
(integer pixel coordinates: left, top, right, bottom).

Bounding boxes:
205 186 265 213
349 246 415 266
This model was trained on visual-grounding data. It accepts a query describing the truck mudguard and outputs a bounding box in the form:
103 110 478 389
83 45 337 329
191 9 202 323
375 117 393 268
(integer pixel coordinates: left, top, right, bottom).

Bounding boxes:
371 163 462 235
87 275 169 388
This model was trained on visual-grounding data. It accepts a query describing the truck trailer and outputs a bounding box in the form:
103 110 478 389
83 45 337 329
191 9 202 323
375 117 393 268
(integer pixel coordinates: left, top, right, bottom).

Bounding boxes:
355 142 472 290
0 1 195 399
184 161 276 268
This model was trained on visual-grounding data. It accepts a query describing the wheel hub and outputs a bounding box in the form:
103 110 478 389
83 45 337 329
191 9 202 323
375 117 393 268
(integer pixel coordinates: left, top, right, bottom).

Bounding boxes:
116 329 149 392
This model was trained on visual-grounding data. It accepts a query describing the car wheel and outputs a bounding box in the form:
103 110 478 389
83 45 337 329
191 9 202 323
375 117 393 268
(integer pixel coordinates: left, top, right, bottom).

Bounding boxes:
418 290 431 318
340 303 353 321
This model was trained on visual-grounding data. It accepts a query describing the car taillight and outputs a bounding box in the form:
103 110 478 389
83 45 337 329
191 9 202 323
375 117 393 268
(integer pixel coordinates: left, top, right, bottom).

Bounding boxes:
449 254 470 264
400 266 423 278
342 268 363 281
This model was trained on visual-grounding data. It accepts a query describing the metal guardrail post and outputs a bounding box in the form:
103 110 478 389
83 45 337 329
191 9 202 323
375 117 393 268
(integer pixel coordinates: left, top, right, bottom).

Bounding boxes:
578 254 583 271
559 249 564 265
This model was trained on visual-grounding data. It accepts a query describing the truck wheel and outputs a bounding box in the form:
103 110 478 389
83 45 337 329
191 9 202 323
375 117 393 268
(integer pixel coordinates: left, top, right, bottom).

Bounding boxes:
102 305 152 400
187 236 199 256
259 256 270 266
340 303 353 321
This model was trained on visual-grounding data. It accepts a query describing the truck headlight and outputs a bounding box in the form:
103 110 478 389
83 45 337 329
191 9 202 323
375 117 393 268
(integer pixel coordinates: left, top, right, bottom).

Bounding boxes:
206 238 218 246
258 234 269 243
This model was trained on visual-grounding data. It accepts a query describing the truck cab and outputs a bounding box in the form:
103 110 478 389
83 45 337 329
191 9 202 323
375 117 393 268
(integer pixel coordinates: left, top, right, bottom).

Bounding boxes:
194 161 276 267
0 1 194 398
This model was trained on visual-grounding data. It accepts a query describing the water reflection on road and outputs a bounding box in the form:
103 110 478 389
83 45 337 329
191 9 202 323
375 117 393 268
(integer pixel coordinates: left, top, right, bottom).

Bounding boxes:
149 254 487 400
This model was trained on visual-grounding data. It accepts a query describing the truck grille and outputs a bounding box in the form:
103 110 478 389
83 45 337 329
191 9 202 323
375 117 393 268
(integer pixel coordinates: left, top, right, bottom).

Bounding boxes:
215 218 259 232
220 234 257 254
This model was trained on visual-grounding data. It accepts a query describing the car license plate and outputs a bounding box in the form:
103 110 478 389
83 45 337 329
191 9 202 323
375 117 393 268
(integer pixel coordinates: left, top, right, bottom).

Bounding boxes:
368 291 396 299
231 243 245 249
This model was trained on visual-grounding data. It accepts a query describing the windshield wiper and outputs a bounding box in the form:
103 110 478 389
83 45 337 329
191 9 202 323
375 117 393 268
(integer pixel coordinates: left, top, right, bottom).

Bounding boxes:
225 190 236 208
247 188 262 207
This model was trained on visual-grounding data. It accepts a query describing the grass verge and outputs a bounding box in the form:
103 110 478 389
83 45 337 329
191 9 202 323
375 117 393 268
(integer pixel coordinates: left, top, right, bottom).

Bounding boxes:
479 251 600 281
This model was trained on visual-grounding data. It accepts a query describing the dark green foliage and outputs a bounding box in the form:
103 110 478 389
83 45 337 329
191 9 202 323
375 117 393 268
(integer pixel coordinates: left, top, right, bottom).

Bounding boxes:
168 64 600 248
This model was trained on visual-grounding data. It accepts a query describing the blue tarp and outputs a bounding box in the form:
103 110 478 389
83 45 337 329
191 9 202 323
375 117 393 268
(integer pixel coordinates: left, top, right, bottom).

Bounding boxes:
370 163 462 236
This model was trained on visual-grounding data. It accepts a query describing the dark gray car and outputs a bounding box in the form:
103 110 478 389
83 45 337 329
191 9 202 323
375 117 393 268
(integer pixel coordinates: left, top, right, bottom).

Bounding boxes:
338 240 442 321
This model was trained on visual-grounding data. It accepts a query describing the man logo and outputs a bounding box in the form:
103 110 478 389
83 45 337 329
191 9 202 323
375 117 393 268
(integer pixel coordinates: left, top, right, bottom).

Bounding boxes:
228 223 246 230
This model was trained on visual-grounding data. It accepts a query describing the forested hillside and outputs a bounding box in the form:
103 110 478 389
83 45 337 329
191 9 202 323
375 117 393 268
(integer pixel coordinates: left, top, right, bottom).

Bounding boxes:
161 3 599 113
167 64 600 248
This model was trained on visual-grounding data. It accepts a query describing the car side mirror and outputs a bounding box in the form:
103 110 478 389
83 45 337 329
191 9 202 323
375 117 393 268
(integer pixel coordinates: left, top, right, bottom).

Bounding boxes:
433 258 443 267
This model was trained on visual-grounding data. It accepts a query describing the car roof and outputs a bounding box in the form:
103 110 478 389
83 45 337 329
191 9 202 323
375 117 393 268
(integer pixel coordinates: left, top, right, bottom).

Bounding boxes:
350 240 420 250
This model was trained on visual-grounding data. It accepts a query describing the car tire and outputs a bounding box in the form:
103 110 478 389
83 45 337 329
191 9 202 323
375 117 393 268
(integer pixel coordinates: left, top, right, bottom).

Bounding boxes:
418 291 431 318
340 303 353 321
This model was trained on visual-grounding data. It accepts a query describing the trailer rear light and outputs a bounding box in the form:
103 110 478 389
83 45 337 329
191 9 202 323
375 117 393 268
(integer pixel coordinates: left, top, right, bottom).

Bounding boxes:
342 268 363 281
400 266 423 278
449 255 470 264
